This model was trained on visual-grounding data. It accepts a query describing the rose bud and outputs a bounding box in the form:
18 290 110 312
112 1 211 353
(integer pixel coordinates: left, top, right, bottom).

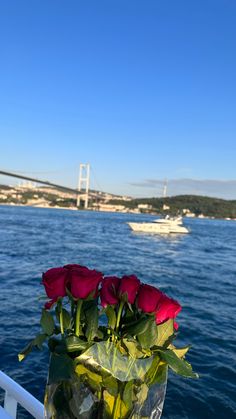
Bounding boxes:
118 275 140 304
100 276 120 307
65 264 103 299
136 284 163 313
42 267 68 299
155 294 182 324
42 267 69 309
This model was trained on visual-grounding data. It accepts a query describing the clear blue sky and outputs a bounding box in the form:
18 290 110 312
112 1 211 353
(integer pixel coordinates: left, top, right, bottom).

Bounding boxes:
0 0 236 198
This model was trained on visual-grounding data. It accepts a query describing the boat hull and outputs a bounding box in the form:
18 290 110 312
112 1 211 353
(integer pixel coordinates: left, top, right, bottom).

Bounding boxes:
128 222 189 234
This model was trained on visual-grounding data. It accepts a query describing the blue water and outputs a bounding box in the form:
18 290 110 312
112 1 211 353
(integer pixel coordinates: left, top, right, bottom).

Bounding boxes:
0 206 236 418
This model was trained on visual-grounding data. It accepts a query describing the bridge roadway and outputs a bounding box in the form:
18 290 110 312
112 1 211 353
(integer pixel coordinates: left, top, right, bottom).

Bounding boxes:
0 170 83 196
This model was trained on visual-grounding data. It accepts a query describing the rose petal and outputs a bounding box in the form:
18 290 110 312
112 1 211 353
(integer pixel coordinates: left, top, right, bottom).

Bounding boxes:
100 276 120 307
137 284 163 313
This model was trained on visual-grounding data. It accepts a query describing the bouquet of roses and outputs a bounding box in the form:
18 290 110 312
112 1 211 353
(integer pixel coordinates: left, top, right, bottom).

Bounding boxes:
19 264 198 419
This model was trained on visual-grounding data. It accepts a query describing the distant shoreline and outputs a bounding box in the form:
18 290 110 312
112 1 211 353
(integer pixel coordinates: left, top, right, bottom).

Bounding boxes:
0 203 77 211
0 203 236 221
1 185 236 219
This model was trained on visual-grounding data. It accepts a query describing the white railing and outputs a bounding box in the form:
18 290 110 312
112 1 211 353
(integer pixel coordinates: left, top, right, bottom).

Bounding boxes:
0 370 44 418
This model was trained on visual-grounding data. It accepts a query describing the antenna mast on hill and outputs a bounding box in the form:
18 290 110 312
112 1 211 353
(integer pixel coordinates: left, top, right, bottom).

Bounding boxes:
77 163 90 208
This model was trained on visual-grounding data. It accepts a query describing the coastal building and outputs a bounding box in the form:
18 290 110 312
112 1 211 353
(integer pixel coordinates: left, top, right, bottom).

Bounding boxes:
138 204 152 210
183 209 196 217
93 203 127 212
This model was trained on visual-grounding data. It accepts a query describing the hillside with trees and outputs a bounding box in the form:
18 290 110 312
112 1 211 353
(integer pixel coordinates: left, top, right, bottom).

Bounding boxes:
109 195 236 219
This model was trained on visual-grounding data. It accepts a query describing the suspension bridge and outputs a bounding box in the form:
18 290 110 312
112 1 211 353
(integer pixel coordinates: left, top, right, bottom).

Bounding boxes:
0 164 93 208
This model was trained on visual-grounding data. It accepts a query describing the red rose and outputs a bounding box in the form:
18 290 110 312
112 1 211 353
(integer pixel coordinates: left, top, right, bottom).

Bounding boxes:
155 294 182 324
42 267 68 299
64 264 81 270
100 276 120 307
119 275 140 304
64 264 103 299
136 284 163 313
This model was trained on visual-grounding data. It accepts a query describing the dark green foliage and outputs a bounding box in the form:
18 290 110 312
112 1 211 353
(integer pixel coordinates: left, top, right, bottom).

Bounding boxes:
109 195 236 219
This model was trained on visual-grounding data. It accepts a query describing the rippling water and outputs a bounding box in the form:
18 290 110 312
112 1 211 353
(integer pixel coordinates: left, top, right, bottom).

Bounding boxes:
0 205 236 418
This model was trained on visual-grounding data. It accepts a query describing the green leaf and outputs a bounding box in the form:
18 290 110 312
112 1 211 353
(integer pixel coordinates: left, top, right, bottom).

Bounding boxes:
153 363 168 384
33 333 48 349
145 354 161 385
156 319 174 346
102 375 118 396
138 317 157 349
145 353 168 386
159 349 199 379
123 380 134 410
18 341 34 362
48 353 75 384
18 333 48 361
65 335 88 352
40 309 55 336
123 317 150 337
169 344 191 359
105 306 116 330
85 303 99 341
122 339 144 359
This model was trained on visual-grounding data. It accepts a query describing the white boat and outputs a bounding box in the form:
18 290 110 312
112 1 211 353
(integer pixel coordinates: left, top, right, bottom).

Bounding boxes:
127 215 189 234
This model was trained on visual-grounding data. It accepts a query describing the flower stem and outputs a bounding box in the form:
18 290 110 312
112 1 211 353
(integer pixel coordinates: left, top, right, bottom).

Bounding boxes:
59 308 64 336
75 299 83 337
115 301 125 333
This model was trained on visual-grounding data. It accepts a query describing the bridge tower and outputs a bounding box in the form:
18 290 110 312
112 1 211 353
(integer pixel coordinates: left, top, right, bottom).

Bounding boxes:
77 163 90 208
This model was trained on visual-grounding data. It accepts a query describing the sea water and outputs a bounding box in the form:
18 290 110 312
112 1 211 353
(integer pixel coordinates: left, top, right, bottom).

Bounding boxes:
0 205 235 418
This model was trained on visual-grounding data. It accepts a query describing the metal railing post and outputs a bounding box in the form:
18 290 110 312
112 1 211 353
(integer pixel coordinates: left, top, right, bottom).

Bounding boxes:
4 390 17 418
